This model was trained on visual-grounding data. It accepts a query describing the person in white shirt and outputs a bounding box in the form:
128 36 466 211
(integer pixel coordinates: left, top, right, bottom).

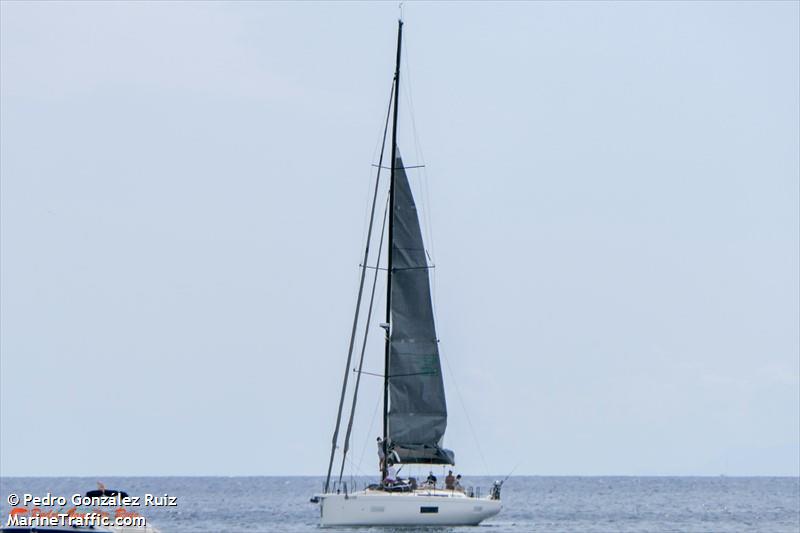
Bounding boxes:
384 464 398 485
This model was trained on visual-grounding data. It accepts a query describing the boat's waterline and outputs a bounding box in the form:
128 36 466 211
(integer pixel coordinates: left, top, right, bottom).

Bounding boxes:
317 489 502 527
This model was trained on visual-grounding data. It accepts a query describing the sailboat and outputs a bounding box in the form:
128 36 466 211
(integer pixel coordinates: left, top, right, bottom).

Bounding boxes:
312 18 502 527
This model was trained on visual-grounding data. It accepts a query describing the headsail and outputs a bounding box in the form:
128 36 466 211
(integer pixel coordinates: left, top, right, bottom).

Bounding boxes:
387 153 453 465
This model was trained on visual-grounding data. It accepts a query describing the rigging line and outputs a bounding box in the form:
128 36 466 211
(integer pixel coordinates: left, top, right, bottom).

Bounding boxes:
403 53 465 484
324 79 395 494
343 450 371 478
372 164 426 170
401 33 438 313
501 461 522 484
440 347 491 477
342 436 377 480
359 94 392 264
356 386 383 480
352 369 438 379
360 264 435 272
403 27 476 483
400 36 429 235
411 74 439 345
338 193 390 484
351 369 384 378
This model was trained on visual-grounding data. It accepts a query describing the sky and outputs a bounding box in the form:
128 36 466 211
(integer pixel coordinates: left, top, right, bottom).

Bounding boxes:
1 1 798 477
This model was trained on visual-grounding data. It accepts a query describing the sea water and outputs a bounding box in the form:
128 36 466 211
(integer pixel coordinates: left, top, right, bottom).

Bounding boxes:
1 476 798 532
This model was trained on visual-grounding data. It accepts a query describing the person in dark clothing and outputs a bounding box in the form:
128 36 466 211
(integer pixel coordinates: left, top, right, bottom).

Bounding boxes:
426 471 437 487
377 437 385 471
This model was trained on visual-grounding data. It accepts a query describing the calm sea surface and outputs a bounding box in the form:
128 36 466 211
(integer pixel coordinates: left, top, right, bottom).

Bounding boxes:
1 476 798 532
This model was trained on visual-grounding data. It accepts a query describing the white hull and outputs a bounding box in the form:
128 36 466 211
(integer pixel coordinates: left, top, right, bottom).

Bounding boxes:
318 489 501 527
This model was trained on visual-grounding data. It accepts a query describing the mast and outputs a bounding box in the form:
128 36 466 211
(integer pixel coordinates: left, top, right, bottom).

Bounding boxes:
383 17 402 482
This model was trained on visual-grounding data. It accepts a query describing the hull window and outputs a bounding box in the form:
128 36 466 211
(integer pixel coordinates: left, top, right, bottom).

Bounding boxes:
420 506 439 514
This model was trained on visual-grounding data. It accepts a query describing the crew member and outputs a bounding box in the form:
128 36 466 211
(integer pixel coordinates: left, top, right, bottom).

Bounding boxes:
445 470 456 490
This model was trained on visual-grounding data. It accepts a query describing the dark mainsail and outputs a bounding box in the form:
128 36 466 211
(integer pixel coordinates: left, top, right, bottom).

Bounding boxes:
386 154 454 465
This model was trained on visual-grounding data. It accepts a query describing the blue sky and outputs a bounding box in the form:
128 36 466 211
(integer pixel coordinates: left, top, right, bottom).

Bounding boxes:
1 1 798 477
